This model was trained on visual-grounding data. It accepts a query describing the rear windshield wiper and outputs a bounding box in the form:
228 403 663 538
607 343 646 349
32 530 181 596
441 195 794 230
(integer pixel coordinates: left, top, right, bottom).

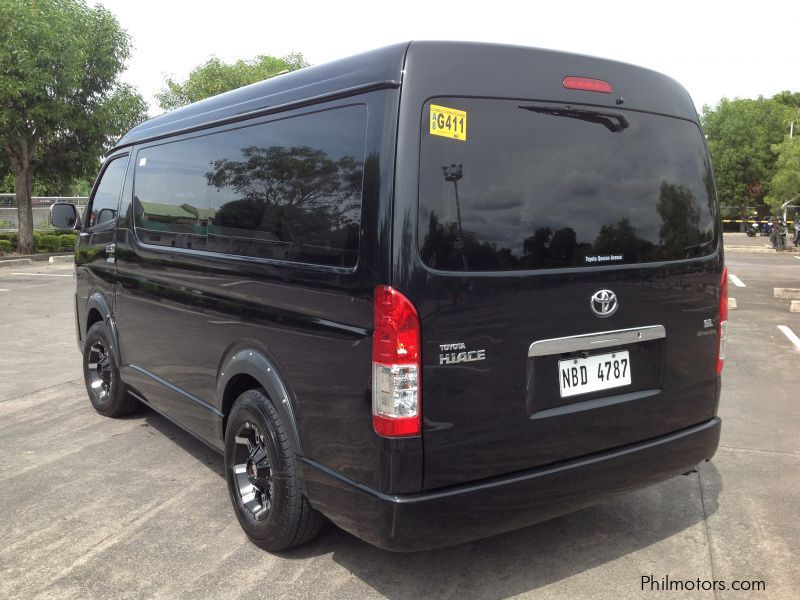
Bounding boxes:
519 104 630 133
682 239 714 252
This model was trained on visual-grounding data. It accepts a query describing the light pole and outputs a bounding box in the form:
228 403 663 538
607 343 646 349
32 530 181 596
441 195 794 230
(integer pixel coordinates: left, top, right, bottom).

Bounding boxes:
442 163 467 269
780 197 799 224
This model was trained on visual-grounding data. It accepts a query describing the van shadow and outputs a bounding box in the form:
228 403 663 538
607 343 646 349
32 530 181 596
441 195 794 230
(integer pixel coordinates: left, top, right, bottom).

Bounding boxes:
290 465 721 599
140 405 226 477
140 406 722 599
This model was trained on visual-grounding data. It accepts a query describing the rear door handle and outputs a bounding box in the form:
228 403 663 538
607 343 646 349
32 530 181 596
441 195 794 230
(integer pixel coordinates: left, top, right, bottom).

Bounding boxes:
105 243 115 256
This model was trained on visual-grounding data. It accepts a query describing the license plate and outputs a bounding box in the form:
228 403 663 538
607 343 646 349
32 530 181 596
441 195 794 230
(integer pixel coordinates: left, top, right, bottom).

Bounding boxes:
558 350 631 398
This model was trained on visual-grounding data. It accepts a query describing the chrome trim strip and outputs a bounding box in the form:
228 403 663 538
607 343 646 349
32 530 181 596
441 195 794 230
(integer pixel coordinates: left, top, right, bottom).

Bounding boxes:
528 325 666 357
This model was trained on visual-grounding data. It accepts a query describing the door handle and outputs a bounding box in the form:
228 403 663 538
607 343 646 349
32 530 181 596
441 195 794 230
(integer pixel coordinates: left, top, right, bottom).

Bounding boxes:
105 243 115 256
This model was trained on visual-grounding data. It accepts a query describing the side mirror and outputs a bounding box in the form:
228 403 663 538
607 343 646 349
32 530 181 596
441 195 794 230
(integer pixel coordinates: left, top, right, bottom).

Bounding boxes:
96 207 117 225
51 203 80 230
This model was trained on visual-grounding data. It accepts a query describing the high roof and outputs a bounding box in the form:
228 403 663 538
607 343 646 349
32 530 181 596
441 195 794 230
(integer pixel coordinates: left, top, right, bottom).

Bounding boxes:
114 42 410 149
114 40 698 151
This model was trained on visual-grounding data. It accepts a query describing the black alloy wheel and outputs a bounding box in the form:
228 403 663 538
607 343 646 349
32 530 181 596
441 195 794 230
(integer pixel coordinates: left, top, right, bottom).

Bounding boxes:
87 340 113 402
82 321 137 417
224 389 324 551
231 420 274 518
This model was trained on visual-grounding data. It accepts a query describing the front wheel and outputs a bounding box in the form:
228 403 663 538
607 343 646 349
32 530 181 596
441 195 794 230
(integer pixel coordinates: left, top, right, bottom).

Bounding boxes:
83 322 138 417
225 389 324 551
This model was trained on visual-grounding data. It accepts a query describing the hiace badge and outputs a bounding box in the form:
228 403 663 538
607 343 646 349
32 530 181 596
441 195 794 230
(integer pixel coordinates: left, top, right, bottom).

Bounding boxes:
438 342 486 365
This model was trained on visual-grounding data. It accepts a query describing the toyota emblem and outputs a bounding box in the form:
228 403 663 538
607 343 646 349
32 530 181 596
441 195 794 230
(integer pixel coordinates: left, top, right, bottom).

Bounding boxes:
591 289 618 317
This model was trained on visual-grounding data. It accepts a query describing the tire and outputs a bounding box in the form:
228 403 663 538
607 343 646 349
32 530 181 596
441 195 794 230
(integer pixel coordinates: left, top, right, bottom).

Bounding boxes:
225 389 324 552
83 322 138 417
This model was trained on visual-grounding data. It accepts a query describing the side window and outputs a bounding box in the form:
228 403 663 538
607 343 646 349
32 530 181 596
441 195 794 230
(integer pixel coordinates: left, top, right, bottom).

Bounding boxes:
207 106 367 266
133 105 367 266
133 144 210 251
87 157 127 228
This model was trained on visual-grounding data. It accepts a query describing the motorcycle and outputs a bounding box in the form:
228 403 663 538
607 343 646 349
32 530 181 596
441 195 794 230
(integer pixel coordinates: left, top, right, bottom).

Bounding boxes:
794 222 800 247
771 220 788 250
746 222 760 237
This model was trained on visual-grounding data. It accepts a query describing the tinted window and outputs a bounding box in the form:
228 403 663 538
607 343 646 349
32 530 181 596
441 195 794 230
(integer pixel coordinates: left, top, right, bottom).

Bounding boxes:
134 105 367 265
88 157 127 228
418 98 718 271
133 140 212 250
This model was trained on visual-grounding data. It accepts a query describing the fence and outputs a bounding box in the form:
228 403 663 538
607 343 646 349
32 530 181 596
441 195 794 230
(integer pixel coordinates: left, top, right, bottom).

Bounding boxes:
0 194 88 231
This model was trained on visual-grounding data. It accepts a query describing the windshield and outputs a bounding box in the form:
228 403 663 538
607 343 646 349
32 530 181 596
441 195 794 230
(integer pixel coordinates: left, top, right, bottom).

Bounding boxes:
418 98 718 271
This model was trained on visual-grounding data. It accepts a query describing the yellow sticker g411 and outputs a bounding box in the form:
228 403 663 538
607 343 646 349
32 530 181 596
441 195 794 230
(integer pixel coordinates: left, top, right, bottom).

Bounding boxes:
430 104 467 141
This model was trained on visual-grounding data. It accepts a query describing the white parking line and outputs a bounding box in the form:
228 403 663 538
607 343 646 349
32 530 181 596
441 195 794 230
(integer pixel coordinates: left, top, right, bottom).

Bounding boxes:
0 288 8 292
777 325 800 351
728 274 746 287
9 272 72 277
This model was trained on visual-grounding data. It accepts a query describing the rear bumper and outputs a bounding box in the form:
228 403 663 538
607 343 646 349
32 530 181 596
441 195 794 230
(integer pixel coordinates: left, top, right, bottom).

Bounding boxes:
302 417 721 552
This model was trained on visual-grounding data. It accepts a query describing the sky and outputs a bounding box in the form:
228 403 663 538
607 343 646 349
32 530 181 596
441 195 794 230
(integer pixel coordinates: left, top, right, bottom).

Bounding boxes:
91 0 799 117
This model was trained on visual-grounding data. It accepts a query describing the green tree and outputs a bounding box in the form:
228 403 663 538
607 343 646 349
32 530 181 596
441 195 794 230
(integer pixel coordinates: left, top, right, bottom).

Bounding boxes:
766 138 800 213
156 53 309 111
701 97 790 230
0 0 147 254
773 91 800 110
1 157 12 193
765 92 800 216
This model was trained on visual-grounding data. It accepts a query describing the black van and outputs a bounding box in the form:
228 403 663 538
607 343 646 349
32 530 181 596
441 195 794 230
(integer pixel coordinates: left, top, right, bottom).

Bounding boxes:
52 41 726 552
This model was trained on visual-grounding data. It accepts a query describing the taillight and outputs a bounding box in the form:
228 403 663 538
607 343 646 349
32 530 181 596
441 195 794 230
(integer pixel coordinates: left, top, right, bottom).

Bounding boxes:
716 266 728 374
562 76 614 94
372 286 421 437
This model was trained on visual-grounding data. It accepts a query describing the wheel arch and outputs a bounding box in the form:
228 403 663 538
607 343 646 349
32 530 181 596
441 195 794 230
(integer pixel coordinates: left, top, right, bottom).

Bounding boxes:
84 291 121 366
217 346 303 456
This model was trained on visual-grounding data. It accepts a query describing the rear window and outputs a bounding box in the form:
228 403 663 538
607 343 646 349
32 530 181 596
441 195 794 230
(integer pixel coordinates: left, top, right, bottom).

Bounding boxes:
418 98 718 271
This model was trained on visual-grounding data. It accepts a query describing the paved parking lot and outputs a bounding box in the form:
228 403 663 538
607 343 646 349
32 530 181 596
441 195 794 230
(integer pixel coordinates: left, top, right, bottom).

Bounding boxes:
1 250 798 599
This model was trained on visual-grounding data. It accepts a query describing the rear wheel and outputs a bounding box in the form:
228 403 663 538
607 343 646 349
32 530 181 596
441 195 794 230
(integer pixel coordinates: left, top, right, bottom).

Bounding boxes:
225 389 324 551
83 321 137 417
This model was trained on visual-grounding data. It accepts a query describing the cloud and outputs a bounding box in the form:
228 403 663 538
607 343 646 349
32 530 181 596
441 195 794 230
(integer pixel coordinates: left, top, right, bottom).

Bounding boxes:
461 186 524 211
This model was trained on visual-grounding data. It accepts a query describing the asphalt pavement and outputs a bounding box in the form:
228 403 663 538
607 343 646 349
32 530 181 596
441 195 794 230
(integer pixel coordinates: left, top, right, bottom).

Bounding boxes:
0 246 798 599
